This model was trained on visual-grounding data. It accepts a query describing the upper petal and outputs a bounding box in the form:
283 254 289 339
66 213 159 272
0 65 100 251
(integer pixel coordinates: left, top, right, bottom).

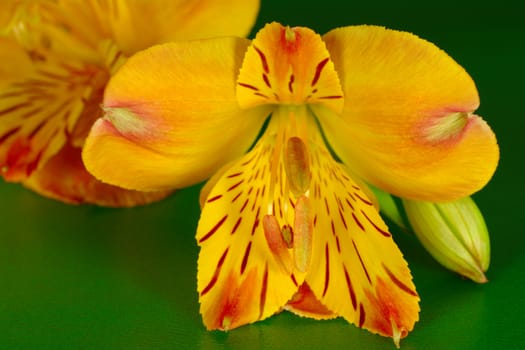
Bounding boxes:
83 37 270 191
319 26 498 201
96 0 260 55
237 22 344 113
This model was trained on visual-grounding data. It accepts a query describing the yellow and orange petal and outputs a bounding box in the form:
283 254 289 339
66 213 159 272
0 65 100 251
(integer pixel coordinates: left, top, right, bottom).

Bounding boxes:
237 22 344 114
95 0 260 55
197 124 306 330
83 38 270 191
318 25 498 201
23 142 171 206
300 124 419 344
2 0 262 205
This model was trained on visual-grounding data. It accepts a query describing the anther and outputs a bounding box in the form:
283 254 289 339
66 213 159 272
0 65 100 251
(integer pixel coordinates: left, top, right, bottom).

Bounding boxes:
293 195 312 272
284 137 311 197
263 215 293 274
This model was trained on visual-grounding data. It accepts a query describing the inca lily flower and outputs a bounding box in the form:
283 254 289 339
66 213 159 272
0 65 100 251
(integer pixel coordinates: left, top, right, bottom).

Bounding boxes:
82 22 499 345
0 0 259 206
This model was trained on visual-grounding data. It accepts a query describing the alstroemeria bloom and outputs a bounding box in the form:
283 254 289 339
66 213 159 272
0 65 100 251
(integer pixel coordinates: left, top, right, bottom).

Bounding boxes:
83 23 498 345
0 0 259 206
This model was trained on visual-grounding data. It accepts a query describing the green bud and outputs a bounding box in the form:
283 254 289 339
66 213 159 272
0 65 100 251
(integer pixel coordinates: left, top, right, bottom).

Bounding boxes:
402 197 490 283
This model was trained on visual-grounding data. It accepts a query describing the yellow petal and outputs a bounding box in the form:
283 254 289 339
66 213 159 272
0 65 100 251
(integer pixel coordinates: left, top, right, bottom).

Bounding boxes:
0 37 32 84
83 38 270 191
197 132 306 330
319 26 498 201
304 139 420 344
237 22 344 113
23 142 171 206
95 0 260 55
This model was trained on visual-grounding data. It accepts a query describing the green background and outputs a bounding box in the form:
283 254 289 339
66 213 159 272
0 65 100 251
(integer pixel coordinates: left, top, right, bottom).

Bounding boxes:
1 0 524 349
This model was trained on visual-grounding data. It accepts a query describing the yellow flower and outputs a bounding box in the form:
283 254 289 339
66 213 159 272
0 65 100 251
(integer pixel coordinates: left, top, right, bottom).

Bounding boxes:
82 22 499 346
0 0 259 206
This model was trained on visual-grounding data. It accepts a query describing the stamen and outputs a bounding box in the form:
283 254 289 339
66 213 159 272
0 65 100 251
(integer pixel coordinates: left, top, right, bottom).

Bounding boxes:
284 137 311 197
293 195 312 272
262 215 293 274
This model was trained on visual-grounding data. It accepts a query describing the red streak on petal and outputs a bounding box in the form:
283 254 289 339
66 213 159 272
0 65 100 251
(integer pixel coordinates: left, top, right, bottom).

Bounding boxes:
311 57 329 87
231 217 242 235
231 192 242 203
361 210 391 237
227 172 243 178
253 45 270 74
259 263 269 319
240 241 252 275
290 273 298 287
228 179 244 192
207 194 223 203
359 303 366 328
240 198 249 213
354 192 373 206
353 240 371 284
251 217 260 236
262 73 271 88
335 235 341 254
339 208 348 230
201 248 229 296
324 197 330 215
238 82 259 91
343 265 357 310
352 213 365 232
322 243 330 297
254 92 270 99
318 95 343 99
345 197 354 211
199 215 228 243
288 74 295 93
383 263 418 296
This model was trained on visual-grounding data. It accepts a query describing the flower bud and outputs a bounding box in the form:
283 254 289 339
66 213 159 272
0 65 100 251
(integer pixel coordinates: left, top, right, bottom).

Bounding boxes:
402 197 490 283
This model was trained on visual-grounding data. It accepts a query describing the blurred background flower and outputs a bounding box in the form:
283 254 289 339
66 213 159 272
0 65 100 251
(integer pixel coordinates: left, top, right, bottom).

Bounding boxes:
0 0 259 206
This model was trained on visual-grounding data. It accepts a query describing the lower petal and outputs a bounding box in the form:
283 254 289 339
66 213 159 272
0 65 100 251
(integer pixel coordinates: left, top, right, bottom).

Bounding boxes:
197 126 307 330
302 134 419 346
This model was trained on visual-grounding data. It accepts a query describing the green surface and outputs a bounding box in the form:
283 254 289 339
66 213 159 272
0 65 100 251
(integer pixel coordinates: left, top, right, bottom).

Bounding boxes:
1 0 524 349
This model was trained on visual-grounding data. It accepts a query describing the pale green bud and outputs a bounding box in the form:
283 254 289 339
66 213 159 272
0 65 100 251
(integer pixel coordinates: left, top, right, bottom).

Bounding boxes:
402 197 490 283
